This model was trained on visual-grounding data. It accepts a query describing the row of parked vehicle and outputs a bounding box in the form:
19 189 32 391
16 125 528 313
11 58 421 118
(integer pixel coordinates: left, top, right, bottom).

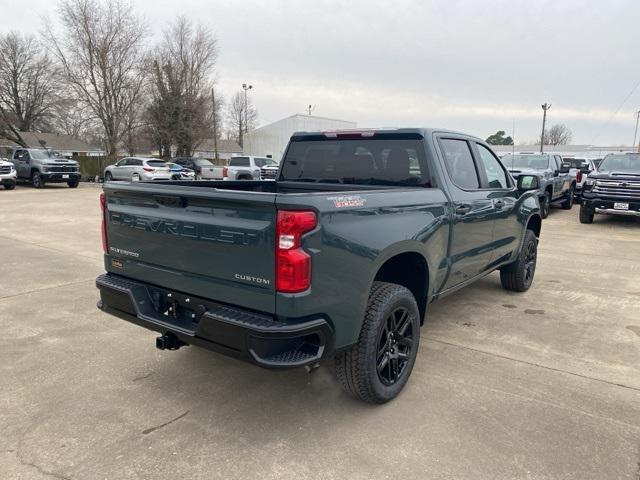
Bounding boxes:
103 155 280 182
499 151 640 223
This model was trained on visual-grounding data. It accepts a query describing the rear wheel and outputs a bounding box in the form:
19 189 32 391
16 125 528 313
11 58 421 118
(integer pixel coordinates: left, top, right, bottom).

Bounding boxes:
32 171 44 189
131 173 140 182
579 205 594 224
540 191 551 219
500 229 537 292
335 282 420 404
561 185 575 209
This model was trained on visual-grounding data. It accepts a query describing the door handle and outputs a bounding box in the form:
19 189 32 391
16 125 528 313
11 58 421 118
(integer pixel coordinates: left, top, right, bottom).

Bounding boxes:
455 205 471 215
493 199 505 209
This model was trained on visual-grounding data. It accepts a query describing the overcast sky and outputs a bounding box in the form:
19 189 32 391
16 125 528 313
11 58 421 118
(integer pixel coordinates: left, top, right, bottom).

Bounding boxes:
4 0 640 145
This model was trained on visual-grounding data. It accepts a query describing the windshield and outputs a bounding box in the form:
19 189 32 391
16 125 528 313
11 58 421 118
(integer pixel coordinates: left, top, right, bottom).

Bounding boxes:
598 154 640 173
194 159 213 166
502 154 550 170
254 158 277 167
146 160 167 167
280 138 426 186
29 150 54 160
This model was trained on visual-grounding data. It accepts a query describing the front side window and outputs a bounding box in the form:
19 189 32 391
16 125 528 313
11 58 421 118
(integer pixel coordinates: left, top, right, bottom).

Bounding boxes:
440 138 480 189
116 158 128 167
254 157 277 167
476 144 509 189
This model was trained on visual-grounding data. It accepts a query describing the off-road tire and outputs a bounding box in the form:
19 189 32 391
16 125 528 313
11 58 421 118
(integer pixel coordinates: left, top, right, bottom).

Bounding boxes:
500 229 537 292
334 281 420 404
4 181 16 190
579 205 594 224
540 191 551 219
32 171 44 189
561 185 575 209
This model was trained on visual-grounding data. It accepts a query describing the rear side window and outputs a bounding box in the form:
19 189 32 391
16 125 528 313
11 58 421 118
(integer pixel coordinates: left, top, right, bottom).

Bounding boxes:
229 157 250 167
280 138 426 186
440 139 480 189
131 159 143 166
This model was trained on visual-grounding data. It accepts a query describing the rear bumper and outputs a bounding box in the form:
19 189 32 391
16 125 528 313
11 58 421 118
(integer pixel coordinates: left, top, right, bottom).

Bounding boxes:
96 273 333 368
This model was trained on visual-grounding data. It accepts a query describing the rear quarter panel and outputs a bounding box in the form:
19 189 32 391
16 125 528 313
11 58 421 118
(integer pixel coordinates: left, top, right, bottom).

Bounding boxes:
275 188 450 349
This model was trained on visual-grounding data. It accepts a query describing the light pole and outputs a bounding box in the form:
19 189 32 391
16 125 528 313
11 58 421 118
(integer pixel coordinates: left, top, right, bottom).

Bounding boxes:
242 83 253 134
540 103 551 153
633 110 640 152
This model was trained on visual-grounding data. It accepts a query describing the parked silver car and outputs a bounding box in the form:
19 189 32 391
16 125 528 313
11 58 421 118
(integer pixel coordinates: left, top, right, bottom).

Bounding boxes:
104 157 171 182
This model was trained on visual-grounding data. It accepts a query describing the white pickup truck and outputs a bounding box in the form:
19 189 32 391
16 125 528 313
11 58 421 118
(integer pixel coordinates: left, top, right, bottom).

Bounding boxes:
562 157 597 199
224 156 279 180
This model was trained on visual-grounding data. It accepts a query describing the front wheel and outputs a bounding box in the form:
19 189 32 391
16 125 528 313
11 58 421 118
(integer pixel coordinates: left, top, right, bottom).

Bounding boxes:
4 181 16 190
335 282 420 404
579 205 594 224
561 185 575 209
540 191 551 219
104 171 113 182
68 180 79 188
500 229 537 292
32 171 44 189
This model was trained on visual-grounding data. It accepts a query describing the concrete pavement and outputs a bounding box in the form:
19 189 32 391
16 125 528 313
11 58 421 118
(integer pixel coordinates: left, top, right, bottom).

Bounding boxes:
1 183 639 479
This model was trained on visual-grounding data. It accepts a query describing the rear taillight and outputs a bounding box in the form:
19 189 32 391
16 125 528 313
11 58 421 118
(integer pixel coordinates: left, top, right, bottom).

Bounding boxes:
100 193 108 254
276 210 317 293
222 166 228 178
143 167 154 172
576 171 582 182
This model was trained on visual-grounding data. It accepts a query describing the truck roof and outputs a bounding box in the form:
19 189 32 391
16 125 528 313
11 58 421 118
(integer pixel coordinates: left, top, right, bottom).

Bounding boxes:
290 127 481 141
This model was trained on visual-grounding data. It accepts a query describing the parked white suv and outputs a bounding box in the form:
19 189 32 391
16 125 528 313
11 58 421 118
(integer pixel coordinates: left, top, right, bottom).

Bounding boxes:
0 158 17 190
224 156 278 180
104 157 172 182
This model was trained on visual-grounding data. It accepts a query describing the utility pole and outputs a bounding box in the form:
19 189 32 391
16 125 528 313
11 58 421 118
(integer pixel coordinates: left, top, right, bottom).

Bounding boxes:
540 103 551 153
242 83 253 134
211 87 219 162
633 110 640 153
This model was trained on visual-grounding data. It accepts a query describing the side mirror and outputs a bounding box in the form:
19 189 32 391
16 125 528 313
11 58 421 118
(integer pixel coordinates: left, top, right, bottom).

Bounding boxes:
553 170 559 177
579 166 591 174
559 163 571 174
517 174 539 191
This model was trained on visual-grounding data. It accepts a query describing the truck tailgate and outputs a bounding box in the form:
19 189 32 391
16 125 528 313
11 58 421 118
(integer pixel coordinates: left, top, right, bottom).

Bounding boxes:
103 183 277 313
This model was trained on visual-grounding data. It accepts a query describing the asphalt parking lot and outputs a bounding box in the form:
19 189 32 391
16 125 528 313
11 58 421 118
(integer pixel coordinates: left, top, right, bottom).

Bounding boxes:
1 183 639 480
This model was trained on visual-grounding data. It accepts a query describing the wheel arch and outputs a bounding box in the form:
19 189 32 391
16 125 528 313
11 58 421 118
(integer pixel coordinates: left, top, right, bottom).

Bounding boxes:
372 250 430 324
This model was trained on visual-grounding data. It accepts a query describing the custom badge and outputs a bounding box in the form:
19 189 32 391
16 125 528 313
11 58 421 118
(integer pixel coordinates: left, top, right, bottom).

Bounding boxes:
327 195 366 208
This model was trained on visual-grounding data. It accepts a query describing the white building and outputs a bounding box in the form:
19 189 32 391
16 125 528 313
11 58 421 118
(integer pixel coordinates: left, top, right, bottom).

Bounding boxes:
243 114 357 161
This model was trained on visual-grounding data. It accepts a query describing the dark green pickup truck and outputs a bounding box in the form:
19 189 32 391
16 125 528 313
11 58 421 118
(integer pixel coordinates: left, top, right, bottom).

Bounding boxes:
96 128 542 403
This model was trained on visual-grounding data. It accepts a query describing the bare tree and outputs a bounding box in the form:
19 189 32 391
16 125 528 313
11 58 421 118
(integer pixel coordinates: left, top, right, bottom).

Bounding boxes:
146 17 218 157
209 85 224 161
226 91 257 148
46 0 148 160
544 124 572 146
0 32 57 146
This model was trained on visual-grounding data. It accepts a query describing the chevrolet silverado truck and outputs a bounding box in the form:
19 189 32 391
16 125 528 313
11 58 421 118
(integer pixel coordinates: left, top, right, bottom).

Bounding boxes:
10 148 80 188
501 153 574 218
579 152 640 223
0 158 17 189
96 129 542 403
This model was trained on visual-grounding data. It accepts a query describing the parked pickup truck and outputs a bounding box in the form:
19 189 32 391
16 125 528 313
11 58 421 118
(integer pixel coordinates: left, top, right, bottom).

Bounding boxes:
501 152 574 218
0 158 17 189
96 128 542 403
579 153 640 223
224 156 279 180
10 148 80 188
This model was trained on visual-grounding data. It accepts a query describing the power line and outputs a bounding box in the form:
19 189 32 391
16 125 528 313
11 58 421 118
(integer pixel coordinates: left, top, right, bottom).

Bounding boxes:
591 77 640 145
